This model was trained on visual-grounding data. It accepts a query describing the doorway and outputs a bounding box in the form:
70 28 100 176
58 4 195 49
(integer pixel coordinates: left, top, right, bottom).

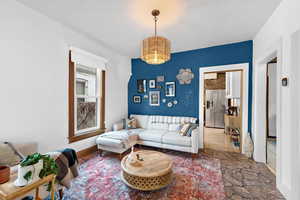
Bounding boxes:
266 58 277 173
199 63 249 153
203 70 243 153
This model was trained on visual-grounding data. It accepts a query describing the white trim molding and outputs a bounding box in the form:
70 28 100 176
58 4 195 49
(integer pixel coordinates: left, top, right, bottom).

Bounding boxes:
290 30 300 200
252 38 288 197
199 63 249 153
70 46 107 70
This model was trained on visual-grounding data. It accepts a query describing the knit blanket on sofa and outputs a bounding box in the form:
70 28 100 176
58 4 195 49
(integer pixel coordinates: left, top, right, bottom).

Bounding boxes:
47 148 78 188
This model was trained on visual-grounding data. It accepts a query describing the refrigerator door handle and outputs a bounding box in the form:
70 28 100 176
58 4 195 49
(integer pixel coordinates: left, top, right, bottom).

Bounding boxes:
206 101 210 109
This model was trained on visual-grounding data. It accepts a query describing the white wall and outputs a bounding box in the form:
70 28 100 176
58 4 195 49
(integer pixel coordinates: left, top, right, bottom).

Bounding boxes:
0 0 131 153
290 29 300 200
253 0 300 199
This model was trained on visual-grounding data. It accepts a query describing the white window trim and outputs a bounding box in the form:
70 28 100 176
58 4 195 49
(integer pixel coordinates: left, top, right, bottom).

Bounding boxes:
74 63 101 135
70 47 107 70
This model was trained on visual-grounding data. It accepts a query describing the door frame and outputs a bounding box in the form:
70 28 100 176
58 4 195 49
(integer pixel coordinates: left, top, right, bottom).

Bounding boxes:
199 63 249 153
252 38 284 194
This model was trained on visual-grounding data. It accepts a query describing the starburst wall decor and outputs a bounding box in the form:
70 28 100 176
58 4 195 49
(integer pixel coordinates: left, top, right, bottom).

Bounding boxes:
176 68 194 84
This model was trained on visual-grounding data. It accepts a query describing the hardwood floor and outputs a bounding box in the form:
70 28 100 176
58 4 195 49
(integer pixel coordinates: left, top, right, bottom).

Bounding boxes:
204 127 240 153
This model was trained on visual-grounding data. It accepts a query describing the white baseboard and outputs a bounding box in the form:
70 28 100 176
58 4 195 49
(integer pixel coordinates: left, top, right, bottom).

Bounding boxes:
277 182 291 199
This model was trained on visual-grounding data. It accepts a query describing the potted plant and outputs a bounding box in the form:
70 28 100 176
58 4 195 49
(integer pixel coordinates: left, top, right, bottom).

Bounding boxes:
14 153 58 190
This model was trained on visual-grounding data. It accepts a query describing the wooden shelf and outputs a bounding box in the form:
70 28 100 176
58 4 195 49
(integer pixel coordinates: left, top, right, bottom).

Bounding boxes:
0 174 55 200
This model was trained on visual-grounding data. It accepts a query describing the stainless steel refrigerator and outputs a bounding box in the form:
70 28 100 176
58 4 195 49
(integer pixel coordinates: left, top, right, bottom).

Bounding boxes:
205 89 226 128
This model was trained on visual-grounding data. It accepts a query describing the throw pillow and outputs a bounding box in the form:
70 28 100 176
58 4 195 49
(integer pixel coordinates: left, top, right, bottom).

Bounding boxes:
112 121 124 131
186 123 198 137
150 123 169 130
179 123 191 136
125 118 137 129
0 142 22 166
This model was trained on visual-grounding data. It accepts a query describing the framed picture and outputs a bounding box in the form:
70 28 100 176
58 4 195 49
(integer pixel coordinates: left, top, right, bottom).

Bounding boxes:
133 96 141 104
149 80 156 88
137 80 146 93
149 91 160 106
156 76 165 82
165 82 176 97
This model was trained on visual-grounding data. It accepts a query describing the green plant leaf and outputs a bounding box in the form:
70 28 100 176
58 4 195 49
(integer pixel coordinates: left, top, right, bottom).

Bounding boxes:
23 171 32 181
21 153 58 191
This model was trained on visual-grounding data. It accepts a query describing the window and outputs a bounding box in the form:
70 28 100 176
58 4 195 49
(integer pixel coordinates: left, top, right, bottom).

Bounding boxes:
68 50 105 143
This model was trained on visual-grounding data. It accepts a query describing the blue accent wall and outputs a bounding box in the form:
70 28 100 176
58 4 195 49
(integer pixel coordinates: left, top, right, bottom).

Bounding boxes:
128 41 253 132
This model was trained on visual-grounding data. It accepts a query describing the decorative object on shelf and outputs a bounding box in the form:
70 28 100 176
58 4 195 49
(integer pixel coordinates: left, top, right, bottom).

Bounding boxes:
156 76 165 82
165 82 176 97
162 99 166 103
167 102 173 107
15 153 58 190
137 80 146 93
15 160 43 187
0 165 10 184
149 80 156 88
143 95 148 99
141 9 171 65
133 96 141 104
230 128 240 147
173 100 178 105
176 68 194 84
156 85 163 89
149 91 160 106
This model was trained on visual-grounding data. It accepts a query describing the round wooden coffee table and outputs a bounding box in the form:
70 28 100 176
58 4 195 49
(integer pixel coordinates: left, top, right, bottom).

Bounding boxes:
121 150 173 191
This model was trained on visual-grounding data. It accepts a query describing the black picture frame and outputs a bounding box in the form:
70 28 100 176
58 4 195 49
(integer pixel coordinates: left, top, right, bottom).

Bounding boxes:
137 80 146 93
133 95 142 104
165 82 176 97
149 80 156 88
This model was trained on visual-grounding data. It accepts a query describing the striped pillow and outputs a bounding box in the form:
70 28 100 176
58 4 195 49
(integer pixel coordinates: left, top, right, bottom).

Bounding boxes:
179 123 191 136
186 124 198 137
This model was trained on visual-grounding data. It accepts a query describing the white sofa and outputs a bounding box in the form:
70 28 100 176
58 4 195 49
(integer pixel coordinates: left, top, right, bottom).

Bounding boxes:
96 115 200 154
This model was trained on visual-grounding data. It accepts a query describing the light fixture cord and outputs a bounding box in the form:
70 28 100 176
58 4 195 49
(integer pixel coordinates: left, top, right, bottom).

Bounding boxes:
154 16 157 36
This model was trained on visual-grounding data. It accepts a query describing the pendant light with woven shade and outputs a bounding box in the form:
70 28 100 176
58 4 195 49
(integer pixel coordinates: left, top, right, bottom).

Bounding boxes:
141 9 171 65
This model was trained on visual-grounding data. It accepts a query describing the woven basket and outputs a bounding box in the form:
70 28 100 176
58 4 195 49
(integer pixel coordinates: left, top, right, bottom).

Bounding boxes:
0 166 10 184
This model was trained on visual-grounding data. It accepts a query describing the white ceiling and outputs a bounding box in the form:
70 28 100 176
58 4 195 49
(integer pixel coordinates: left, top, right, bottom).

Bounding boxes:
17 0 281 57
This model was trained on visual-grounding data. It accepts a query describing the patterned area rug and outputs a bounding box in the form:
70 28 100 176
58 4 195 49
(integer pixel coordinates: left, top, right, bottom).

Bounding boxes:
63 150 225 200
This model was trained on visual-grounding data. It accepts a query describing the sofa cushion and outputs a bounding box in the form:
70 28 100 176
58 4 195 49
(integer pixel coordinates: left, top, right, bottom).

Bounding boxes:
148 115 197 124
138 130 166 143
169 123 182 131
148 123 169 131
97 129 142 141
130 114 149 129
96 137 124 148
96 129 142 149
162 132 191 147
